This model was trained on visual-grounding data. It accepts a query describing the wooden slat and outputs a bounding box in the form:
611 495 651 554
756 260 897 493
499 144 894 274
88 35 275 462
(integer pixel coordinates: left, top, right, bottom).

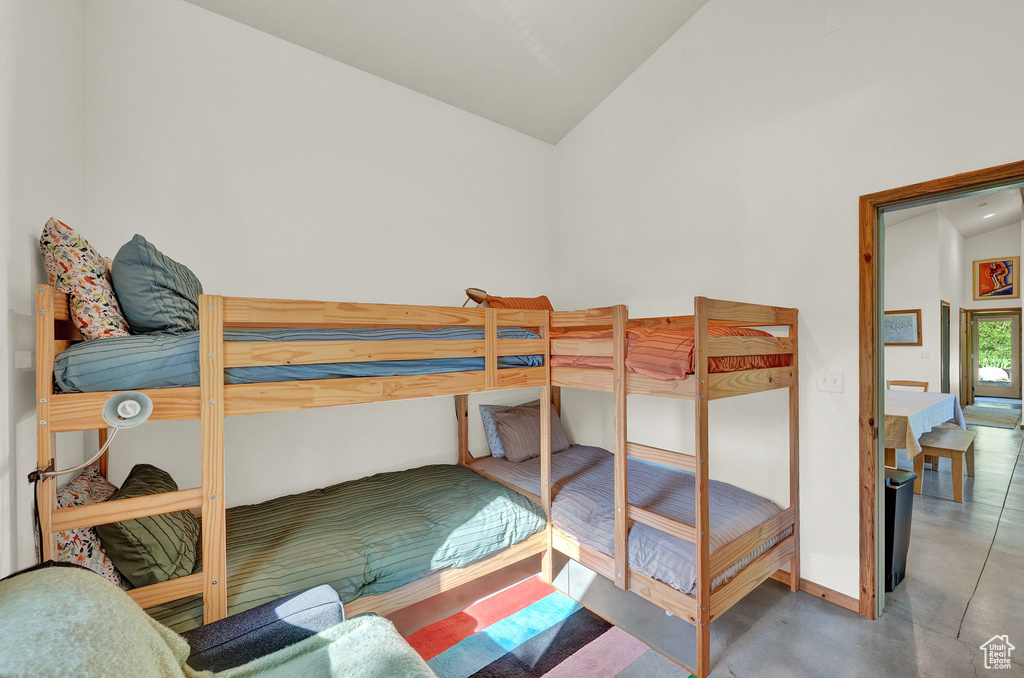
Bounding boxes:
541 321 554 584
344 532 546 617
629 504 696 543
455 394 470 466
612 305 628 590
704 298 798 326
128 573 203 609
551 366 613 392
551 307 618 328
789 315 800 593
224 339 487 367
493 308 549 327
468 467 541 505
627 372 696 399
51 290 70 320
551 528 616 580
693 296 712 678
97 428 109 479
627 441 696 473
709 507 795 577
48 387 203 432
51 488 203 532
550 337 614 357
707 367 795 399
705 335 794 358
629 572 699 626
485 308 497 388
222 297 485 328
36 285 56 560
710 535 797 621
200 295 228 624
224 338 543 367
494 367 547 389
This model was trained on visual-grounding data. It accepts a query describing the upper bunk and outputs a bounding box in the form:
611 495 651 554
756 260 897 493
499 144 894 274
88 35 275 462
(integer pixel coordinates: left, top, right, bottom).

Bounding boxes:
548 297 797 399
37 285 550 433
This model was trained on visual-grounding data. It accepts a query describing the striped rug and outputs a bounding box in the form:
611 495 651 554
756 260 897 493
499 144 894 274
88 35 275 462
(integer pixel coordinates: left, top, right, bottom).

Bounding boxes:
404 576 694 678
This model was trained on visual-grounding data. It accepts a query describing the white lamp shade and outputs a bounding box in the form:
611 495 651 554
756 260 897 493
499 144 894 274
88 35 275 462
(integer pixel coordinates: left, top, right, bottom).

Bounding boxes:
101 392 153 428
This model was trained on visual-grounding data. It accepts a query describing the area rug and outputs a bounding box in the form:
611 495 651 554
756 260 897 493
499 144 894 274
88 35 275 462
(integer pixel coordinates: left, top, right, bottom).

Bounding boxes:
963 405 1021 429
404 576 694 678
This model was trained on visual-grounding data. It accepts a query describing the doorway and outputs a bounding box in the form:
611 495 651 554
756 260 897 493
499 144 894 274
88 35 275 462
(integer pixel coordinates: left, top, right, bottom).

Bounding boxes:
859 159 1024 620
970 311 1022 400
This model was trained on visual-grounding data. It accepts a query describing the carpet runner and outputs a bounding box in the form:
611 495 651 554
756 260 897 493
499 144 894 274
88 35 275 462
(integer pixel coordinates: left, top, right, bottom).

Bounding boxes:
404 576 694 678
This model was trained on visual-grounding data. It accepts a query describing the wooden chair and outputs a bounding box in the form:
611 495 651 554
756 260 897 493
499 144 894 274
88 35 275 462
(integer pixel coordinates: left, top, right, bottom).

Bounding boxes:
913 427 976 502
886 380 929 391
884 380 940 468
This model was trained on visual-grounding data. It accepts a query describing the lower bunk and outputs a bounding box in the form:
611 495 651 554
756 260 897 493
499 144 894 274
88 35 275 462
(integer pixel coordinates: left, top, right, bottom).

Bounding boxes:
469 445 793 612
144 463 546 632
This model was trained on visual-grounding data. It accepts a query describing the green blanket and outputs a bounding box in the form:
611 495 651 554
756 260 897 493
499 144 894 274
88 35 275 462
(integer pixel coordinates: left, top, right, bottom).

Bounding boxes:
148 464 545 632
0 567 434 678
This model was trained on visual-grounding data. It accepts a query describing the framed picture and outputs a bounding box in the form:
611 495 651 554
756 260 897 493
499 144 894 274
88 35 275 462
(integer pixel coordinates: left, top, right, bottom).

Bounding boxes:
884 309 922 346
973 256 1020 301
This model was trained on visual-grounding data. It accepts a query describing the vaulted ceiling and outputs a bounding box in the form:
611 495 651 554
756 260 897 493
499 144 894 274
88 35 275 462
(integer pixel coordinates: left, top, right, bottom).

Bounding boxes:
183 0 710 144
885 186 1023 239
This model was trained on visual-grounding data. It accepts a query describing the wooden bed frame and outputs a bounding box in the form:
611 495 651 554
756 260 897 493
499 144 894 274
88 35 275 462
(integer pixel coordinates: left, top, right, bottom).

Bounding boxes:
458 297 799 678
34 285 549 623
36 286 797 677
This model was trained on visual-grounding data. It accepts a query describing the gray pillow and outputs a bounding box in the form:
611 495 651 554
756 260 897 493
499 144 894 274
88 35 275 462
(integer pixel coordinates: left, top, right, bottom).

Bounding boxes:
112 234 202 334
491 403 570 463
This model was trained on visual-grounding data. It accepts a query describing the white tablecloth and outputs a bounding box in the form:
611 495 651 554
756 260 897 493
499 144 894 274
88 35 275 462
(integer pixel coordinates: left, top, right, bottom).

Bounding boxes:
884 391 966 457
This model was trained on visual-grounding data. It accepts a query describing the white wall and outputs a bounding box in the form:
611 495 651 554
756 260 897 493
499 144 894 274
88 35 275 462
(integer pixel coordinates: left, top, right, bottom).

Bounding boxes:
883 212 941 390
937 212 965 398
964 222 1022 309
1 0 88 578
77 0 556 510
552 0 1024 598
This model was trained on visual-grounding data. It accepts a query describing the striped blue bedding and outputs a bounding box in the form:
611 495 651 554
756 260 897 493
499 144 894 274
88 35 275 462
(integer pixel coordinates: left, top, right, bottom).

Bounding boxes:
54 326 543 394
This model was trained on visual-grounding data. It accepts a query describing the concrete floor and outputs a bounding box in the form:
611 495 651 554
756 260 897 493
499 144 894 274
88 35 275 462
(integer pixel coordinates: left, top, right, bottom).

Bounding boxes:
389 423 1024 677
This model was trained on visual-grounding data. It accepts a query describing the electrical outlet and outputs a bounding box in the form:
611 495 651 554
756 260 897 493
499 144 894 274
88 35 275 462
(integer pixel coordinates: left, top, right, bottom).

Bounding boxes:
921 350 933 359
818 370 844 393
14 351 32 370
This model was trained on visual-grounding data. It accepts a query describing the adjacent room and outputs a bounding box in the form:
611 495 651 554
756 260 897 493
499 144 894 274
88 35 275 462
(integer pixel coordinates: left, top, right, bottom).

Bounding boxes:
3 1 1024 677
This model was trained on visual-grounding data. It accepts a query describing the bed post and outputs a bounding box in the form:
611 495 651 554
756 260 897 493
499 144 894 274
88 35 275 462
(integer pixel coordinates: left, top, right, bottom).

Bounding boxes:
97 429 110 479
455 394 470 466
540 311 554 584
199 295 228 623
612 304 628 591
693 297 711 678
789 313 800 591
35 285 57 561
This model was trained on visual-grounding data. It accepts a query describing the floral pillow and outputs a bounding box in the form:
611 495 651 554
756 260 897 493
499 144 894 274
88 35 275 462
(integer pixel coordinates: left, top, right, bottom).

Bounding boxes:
54 465 129 589
39 218 130 340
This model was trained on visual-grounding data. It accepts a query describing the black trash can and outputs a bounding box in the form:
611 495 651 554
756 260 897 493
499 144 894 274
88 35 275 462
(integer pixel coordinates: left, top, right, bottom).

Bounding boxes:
884 468 917 592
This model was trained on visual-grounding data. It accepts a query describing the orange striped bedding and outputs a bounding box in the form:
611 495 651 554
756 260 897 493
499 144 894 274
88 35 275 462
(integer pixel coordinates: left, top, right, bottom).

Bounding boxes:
550 325 790 380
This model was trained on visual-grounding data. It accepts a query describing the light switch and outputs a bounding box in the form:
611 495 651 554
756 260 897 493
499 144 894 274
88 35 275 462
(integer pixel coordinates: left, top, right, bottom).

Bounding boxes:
818 370 844 393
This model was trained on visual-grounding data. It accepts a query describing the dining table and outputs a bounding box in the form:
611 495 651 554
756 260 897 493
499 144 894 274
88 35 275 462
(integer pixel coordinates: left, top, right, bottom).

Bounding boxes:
884 390 967 459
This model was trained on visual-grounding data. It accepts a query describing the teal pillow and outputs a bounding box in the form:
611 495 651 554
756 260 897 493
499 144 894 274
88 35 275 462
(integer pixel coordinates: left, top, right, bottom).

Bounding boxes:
112 234 202 334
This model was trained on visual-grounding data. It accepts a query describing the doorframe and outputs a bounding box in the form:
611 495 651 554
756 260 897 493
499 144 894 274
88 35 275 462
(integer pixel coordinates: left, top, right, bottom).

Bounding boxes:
940 300 951 394
966 308 1023 401
859 159 1024 619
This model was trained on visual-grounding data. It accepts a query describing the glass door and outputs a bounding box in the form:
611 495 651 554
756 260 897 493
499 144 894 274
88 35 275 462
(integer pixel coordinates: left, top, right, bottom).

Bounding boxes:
972 313 1022 399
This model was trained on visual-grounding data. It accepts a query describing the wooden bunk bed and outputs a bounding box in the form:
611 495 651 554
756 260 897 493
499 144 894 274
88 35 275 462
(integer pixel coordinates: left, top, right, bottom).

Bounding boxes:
458 297 799 678
34 285 552 624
